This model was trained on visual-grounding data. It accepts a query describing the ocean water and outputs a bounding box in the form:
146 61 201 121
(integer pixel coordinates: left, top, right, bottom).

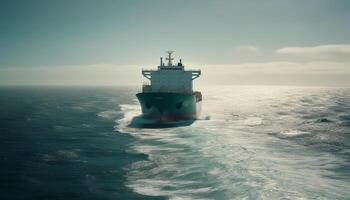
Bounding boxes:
1 86 349 199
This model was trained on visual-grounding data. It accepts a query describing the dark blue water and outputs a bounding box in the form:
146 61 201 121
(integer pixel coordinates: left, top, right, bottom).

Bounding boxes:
1 86 350 199
0 86 163 200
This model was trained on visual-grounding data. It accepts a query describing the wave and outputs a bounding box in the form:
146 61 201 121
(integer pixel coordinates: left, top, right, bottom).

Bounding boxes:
56 149 80 158
115 104 224 199
97 110 119 119
315 118 332 123
278 130 311 138
115 86 350 199
39 149 84 165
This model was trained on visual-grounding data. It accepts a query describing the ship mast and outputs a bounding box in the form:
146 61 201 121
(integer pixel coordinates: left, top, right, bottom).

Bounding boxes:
166 50 175 66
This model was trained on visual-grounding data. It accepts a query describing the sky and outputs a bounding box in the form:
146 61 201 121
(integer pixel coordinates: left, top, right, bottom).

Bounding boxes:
0 0 350 86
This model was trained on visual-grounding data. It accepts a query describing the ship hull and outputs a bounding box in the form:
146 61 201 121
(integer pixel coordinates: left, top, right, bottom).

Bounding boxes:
136 92 201 122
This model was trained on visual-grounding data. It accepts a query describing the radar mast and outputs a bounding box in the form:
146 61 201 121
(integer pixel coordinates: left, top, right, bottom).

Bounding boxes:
166 51 175 66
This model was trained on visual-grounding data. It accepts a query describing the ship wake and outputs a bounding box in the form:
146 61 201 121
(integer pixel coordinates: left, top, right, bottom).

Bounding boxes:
115 86 350 200
117 104 202 129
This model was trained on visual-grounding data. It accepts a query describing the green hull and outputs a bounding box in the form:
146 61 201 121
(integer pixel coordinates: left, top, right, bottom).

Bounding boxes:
136 92 201 121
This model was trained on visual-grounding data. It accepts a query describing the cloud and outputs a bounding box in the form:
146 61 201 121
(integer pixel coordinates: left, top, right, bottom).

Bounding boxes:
234 45 259 53
1 61 349 86
199 61 350 86
203 61 350 75
0 64 142 86
276 44 350 56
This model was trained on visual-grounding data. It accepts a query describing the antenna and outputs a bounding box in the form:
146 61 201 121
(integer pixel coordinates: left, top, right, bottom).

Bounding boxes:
166 50 175 66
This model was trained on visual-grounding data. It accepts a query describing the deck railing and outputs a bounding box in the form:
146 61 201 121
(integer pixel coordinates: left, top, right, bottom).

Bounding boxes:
141 84 200 94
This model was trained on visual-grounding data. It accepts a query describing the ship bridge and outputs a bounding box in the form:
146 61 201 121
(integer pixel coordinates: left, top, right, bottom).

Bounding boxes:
142 51 201 93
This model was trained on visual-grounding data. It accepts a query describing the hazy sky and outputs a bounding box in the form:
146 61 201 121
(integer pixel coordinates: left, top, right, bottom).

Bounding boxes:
0 0 350 86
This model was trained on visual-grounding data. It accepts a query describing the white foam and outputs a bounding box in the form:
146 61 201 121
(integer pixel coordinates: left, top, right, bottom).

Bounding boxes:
97 110 119 119
114 102 218 199
114 86 350 199
56 149 80 158
279 130 311 137
243 117 264 126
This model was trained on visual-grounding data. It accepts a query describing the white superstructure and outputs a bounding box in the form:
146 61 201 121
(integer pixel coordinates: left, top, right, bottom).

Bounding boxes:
142 51 201 93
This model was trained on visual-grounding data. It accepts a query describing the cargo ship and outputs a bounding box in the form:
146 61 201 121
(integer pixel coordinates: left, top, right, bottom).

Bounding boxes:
136 51 202 122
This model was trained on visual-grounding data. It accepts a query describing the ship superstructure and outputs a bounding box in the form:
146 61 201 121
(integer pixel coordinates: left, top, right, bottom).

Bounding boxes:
136 51 202 122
